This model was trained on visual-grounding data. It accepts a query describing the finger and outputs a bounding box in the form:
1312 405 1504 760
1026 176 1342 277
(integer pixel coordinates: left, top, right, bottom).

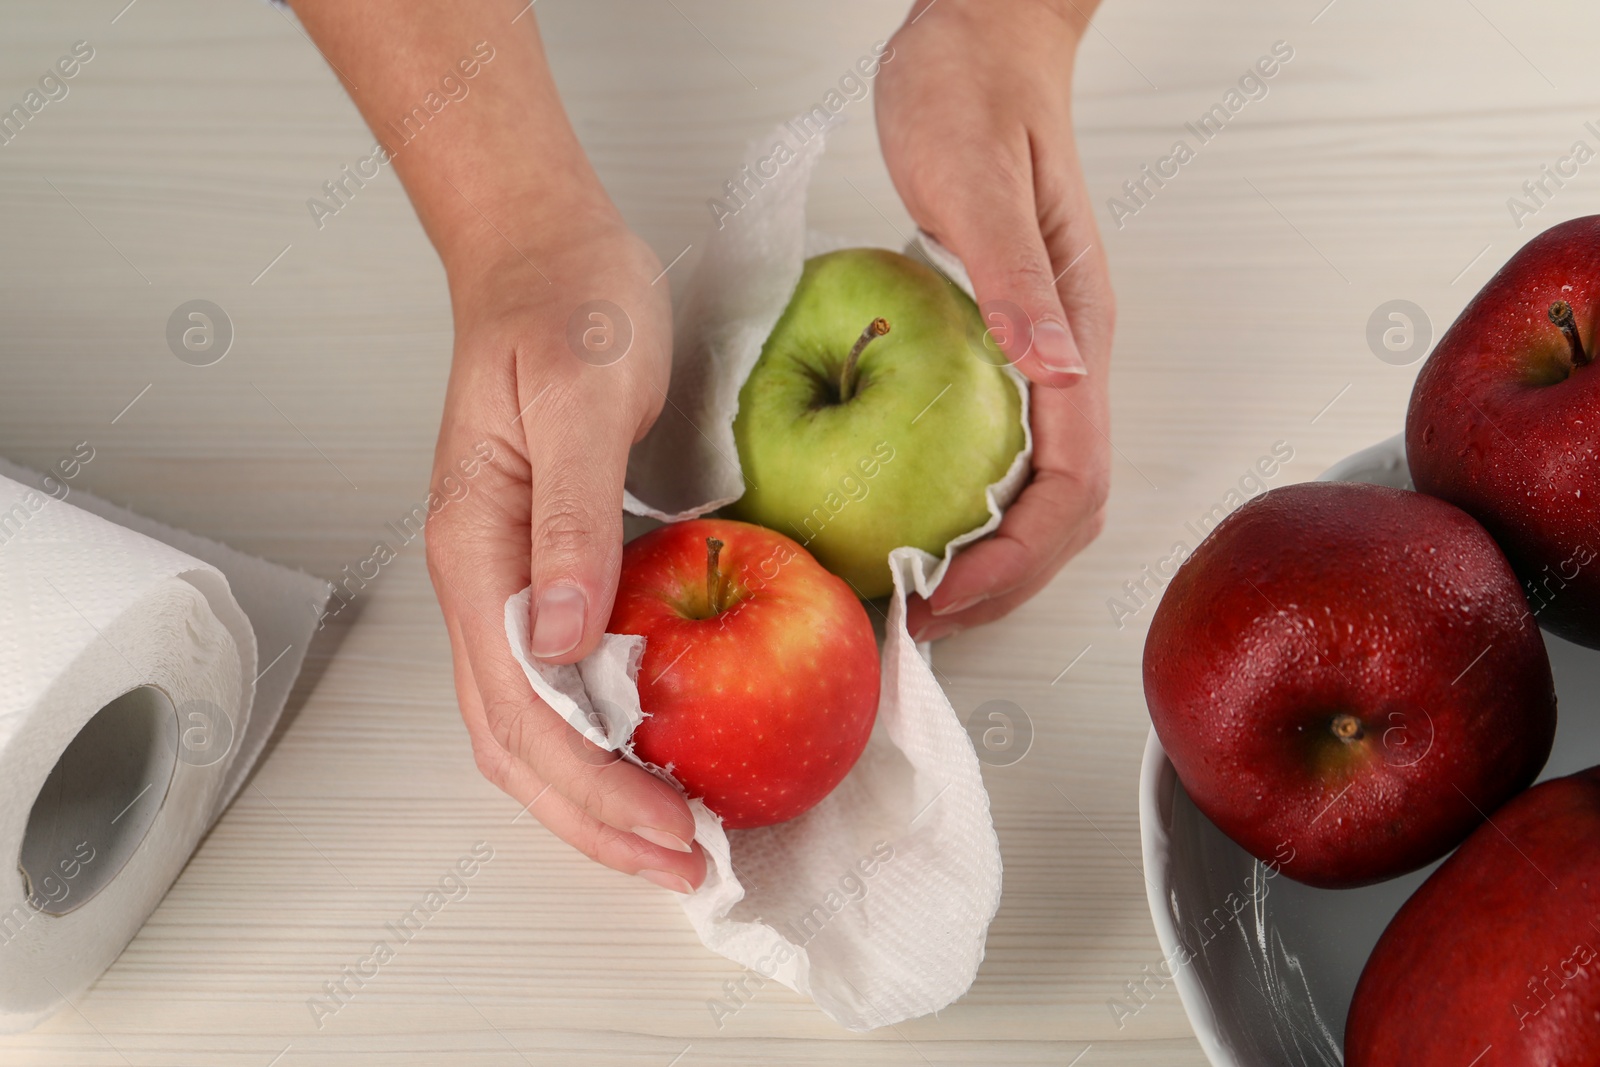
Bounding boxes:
921 138 1116 618
519 379 633 665
923 369 1111 614
923 465 1105 617
425 446 699 853
933 164 1086 385
1034 130 1116 382
516 760 709 893
443 610 707 890
455 572 699 851
909 504 1105 643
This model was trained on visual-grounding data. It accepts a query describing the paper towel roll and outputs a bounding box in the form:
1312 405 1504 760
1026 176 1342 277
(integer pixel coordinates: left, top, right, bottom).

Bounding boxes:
0 470 326 1032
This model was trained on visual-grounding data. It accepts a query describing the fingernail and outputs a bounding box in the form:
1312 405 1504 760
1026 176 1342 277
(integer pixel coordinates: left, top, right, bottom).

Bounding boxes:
912 620 961 644
639 869 694 894
1034 319 1086 375
633 826 694 853
531 584 586 659
931 593 987 617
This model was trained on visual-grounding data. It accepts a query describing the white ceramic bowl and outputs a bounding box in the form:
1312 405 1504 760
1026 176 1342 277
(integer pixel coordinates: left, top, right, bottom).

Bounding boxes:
1138 434 1600 1065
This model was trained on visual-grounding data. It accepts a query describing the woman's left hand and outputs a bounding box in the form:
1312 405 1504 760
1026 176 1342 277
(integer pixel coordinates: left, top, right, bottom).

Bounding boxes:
875 0 1115 642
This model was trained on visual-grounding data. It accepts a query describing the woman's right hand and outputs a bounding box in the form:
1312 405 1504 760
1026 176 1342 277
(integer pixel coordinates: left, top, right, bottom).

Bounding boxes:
424 212 708 894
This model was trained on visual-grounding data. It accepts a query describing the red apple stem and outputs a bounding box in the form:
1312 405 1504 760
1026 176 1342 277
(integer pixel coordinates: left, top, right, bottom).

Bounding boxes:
839 318 891 402
1549 300 1590 367
706 537 725 615
1332 713 1364 742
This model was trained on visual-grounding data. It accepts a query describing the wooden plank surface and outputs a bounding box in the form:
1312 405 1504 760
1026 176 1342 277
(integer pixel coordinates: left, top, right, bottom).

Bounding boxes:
0 0 1591 1061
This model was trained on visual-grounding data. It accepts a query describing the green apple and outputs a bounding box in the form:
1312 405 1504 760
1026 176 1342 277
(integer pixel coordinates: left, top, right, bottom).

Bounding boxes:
730 248 1025 599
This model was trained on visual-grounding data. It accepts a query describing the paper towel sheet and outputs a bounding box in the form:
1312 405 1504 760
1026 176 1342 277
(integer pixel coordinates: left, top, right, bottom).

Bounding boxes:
0 462 329 1032
507 121 1030 1030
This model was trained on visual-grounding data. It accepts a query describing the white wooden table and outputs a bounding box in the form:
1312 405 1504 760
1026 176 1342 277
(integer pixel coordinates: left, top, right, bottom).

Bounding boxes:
0 0 1588 1061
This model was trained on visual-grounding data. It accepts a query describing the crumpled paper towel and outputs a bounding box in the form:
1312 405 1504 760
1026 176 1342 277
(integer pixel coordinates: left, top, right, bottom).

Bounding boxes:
0 459 330 1033
504 119 1032 1030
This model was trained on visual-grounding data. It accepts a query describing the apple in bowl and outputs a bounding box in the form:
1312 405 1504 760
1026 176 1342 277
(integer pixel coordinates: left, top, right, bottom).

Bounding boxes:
730 248 1025 599
1347 764 1600 1063
1407 214 1600 648
1142 480 1556 888
606 518 880 829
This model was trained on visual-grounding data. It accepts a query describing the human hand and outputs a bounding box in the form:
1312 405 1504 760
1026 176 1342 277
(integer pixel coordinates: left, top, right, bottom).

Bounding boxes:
283 2 706 889
424 213 708 893
875 0 1115 642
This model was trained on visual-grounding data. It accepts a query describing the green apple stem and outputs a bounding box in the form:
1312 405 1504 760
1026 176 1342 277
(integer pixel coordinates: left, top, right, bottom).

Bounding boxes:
1549 300 1590 367
705 537 725 615
839 318 891 403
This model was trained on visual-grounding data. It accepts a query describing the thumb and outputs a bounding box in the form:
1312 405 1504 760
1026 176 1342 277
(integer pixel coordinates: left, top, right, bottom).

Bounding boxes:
939 195 1086 386
524 389 630 665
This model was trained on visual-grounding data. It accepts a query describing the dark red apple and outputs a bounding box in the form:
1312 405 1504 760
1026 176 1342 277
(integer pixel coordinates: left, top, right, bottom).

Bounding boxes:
1143 481 1556 888
1347 765 1600 1063
1407 214 1600 648
607 518 879 829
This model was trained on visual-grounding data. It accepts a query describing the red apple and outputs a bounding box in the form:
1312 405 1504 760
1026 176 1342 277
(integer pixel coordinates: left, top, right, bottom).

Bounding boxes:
1407 214 1600 648
1143 481 1556 888
606 518 879 829
1347 765 1600 1064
